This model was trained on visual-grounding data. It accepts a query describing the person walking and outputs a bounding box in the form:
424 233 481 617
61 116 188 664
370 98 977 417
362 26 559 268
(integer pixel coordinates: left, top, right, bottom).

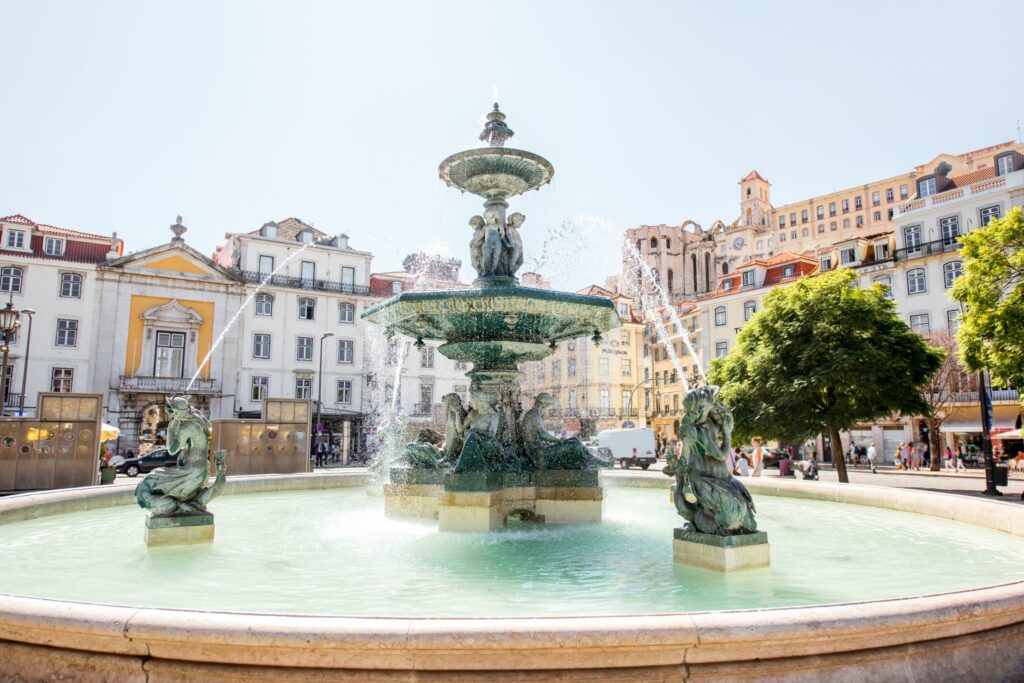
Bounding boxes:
945 446 954 472
894 442 903 471
956 443 967 472
750 437 764 477
867 443 878 474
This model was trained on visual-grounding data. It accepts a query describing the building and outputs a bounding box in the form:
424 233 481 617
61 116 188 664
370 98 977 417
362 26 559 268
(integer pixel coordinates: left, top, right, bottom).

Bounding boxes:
0 213 121 415
643 302 702 442
95 218 244 452
519 284 645 436
214 218 375 455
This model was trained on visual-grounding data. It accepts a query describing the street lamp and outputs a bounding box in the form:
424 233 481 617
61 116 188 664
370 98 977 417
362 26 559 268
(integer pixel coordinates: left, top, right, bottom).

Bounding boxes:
957 300 1001 496
0 296 22 415
316 332 335 449
18 308 35 415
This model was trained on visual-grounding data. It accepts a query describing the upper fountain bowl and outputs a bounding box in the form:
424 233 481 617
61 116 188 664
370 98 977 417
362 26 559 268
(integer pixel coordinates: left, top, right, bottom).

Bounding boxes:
438 148 554 200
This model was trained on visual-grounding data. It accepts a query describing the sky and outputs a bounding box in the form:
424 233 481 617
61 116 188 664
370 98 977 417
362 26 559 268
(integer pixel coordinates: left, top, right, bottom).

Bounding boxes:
2 1 1022 288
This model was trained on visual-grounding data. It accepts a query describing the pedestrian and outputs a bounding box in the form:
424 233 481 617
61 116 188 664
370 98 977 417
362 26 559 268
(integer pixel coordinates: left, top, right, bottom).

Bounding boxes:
750 437 764 477
945 446 954 472
867 443 878 474
909 444 918 471
735 452 750 477
956 443 966 472
922 443 931 469
894 442 903 471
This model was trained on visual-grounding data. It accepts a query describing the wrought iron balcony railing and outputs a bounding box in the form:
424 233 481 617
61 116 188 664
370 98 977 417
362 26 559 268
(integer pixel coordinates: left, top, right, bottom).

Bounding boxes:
235 270 371 296
119 376 220 395
893 238 960 262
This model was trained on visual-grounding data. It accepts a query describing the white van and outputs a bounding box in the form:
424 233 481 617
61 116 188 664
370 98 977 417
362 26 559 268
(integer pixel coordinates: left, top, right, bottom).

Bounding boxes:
593 428 658 469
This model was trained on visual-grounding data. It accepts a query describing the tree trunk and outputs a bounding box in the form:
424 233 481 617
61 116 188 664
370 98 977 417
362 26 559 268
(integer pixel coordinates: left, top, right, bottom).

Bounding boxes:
929 419 942 472
830 426 849 483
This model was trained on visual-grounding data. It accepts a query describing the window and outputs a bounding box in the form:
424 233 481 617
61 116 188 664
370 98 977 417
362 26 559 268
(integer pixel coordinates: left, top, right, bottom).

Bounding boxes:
741 270 755 287
743 300 757 321
842 218 850 229
714 306 726 326
790 230 797 240
337 379 352 404
551 359 560 378
622 390 632 414
873 275 892 298
568 357 577 376
649 237 658 249
261 223 278 239
251 376 268 401
296 336 313 361
59 273 82 298
567 388 576 410
873 211 881 221
339 302 355 323
943 261 963 288
899 184 909 200
939 216 959 246
537 360 545 379
599 357 610 376
715 341 728 358
801 209 808 224
621 358 631 376
855 196 863 210
840 247 856 265
782 265 795 277
790 212 797 225
855 215 864 228
947 309 960 334
885 188 894 202
299 261 315 288
980 205 1001 226
55 319 78 347
253 333 271 358
779 216 786 228
997 155 1015 175
817 224 825 234
906 268 927 294
904 225 922 251
780 233 786 242
154 331 185 376
567 339 576 351
6 230 24 249
51 367 73 393
298 298 315 320
258 255 274 275
255 293 273 316
664 237 671 249
43 237 64 256
820 256 833 271
299 230 314 244
802 227 809 237
830 221 837 232
0 266 23 293
828 202 836 217
295 378 312 399
341 266 356 291
420 346 434 368
841 199 849 213
391 281 403 294
918 178 937 198
871 191 881 206
874 241 891 259
909 314 930 334
817 205 825 219
338 339 354 364
618 302 629 317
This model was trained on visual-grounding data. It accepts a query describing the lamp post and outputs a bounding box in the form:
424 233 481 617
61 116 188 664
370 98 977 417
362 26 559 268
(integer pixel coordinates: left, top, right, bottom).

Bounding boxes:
18 308 34 415
316 332 334 451
0 296 23 415
957 300 1001 496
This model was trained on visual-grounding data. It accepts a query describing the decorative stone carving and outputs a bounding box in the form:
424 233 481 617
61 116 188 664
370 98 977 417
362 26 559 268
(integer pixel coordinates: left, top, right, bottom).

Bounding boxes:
665 386 757 535
500 212 525 278
404 393 467 469
521 393 591 470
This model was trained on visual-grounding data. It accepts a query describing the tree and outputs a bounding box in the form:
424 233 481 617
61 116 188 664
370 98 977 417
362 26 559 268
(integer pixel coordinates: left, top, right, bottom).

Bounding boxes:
950 206 1024 386
920 331 965 471
710 268 943 483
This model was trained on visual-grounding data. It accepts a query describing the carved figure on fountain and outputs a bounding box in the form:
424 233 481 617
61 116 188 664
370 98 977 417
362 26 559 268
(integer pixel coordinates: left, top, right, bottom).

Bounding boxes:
136 396 226 516
499 212 525 278
453 397 506 473
664 386 757 535
521 393 593 470
404 393 467 469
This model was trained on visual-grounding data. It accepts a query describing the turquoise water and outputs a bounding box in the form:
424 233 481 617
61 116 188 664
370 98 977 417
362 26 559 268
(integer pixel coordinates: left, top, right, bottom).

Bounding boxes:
0 487 1022 617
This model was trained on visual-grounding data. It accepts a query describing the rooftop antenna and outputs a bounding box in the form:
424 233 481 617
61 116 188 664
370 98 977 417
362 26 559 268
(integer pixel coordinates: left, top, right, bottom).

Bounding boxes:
1017 119 1022 144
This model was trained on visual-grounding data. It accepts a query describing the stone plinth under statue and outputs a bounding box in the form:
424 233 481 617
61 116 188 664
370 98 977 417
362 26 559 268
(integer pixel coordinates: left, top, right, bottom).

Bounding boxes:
673 528 770 572
363 104 618 532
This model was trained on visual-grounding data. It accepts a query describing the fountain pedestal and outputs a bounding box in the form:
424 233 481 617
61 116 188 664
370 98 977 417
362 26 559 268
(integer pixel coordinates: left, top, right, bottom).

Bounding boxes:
673 529 770 572
145 513 215 547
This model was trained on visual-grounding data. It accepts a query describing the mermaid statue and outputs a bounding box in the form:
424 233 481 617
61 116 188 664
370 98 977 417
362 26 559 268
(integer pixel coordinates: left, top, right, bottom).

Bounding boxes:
135 396 227 516
664 385 757 535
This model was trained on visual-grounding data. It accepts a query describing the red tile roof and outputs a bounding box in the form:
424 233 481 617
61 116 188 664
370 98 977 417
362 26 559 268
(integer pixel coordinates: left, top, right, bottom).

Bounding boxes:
949 167 996 188
0 214 111 242
740 170 770 183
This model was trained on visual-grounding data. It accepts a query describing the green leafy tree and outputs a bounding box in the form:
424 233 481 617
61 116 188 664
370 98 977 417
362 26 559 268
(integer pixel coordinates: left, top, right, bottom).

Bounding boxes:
950 206 1024 386
710 269 943 483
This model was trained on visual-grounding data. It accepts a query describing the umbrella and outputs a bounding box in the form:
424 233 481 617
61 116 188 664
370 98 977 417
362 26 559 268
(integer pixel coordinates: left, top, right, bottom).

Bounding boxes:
101 423 121 442
993 428 1023 440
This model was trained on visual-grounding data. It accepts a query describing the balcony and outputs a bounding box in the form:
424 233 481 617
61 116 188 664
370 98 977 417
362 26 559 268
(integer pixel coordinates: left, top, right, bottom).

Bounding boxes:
894 172 1022 218
119 376 220 395
894 238 960 262
235 270 371 296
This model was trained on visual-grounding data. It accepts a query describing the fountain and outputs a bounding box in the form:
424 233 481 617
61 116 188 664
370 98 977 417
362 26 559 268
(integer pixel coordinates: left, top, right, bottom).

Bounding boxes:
363 103 620 531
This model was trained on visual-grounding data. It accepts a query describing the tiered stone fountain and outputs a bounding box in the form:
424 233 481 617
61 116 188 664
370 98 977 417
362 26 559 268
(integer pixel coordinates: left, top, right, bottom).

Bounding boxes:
363 104 620 531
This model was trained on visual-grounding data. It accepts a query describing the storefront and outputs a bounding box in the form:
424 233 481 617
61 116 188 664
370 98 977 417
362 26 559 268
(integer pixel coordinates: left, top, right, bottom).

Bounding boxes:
939 406 1022 451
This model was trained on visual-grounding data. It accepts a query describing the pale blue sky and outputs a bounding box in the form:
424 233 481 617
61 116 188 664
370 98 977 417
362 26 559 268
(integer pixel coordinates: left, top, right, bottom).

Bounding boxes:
2 1 1022 287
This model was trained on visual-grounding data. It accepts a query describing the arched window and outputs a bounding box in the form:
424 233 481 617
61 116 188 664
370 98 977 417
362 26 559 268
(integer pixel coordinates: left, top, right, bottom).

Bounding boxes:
691 254 698 291
664 237 671 250
722 262 729 275
298 297 315 320
743 300 757 321
649 237 658 249
943 261 963 289
255 293 273 316
59 272 82 298
906 268 927 295
666 269 674 293
704 253 711 292
0 266 23 293
745 207 752 224
714 306 726 327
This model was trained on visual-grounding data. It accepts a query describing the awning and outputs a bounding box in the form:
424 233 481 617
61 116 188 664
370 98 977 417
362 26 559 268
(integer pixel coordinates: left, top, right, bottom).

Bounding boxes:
942 415 1020 433
994 428 1024 440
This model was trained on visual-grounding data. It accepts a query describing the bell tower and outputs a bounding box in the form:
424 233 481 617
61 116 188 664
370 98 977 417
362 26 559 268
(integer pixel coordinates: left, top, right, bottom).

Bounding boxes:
739 170 772 230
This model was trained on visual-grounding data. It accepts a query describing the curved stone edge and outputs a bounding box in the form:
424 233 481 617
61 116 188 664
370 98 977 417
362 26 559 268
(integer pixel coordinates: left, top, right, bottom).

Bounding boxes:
0 471 1022 672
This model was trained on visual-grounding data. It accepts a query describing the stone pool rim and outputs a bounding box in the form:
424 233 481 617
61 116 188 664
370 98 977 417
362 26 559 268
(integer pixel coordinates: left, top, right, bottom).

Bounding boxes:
1 470 1022 681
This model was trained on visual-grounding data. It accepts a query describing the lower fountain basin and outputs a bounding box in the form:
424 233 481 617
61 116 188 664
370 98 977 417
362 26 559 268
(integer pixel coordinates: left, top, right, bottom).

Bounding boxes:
1 473 1023 681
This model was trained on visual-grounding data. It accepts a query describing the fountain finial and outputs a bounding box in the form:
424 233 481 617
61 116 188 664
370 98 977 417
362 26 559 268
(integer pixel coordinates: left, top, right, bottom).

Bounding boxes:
479 102 514 148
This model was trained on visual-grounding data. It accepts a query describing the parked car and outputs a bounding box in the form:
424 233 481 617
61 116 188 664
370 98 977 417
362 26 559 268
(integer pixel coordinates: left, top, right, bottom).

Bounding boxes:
591 428 658 470
586 446 615 467
743 447 788 469
116 448 176 477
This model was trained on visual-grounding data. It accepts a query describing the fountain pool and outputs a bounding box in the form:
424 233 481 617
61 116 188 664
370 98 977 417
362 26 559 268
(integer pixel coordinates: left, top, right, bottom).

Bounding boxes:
2 486 1024 617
